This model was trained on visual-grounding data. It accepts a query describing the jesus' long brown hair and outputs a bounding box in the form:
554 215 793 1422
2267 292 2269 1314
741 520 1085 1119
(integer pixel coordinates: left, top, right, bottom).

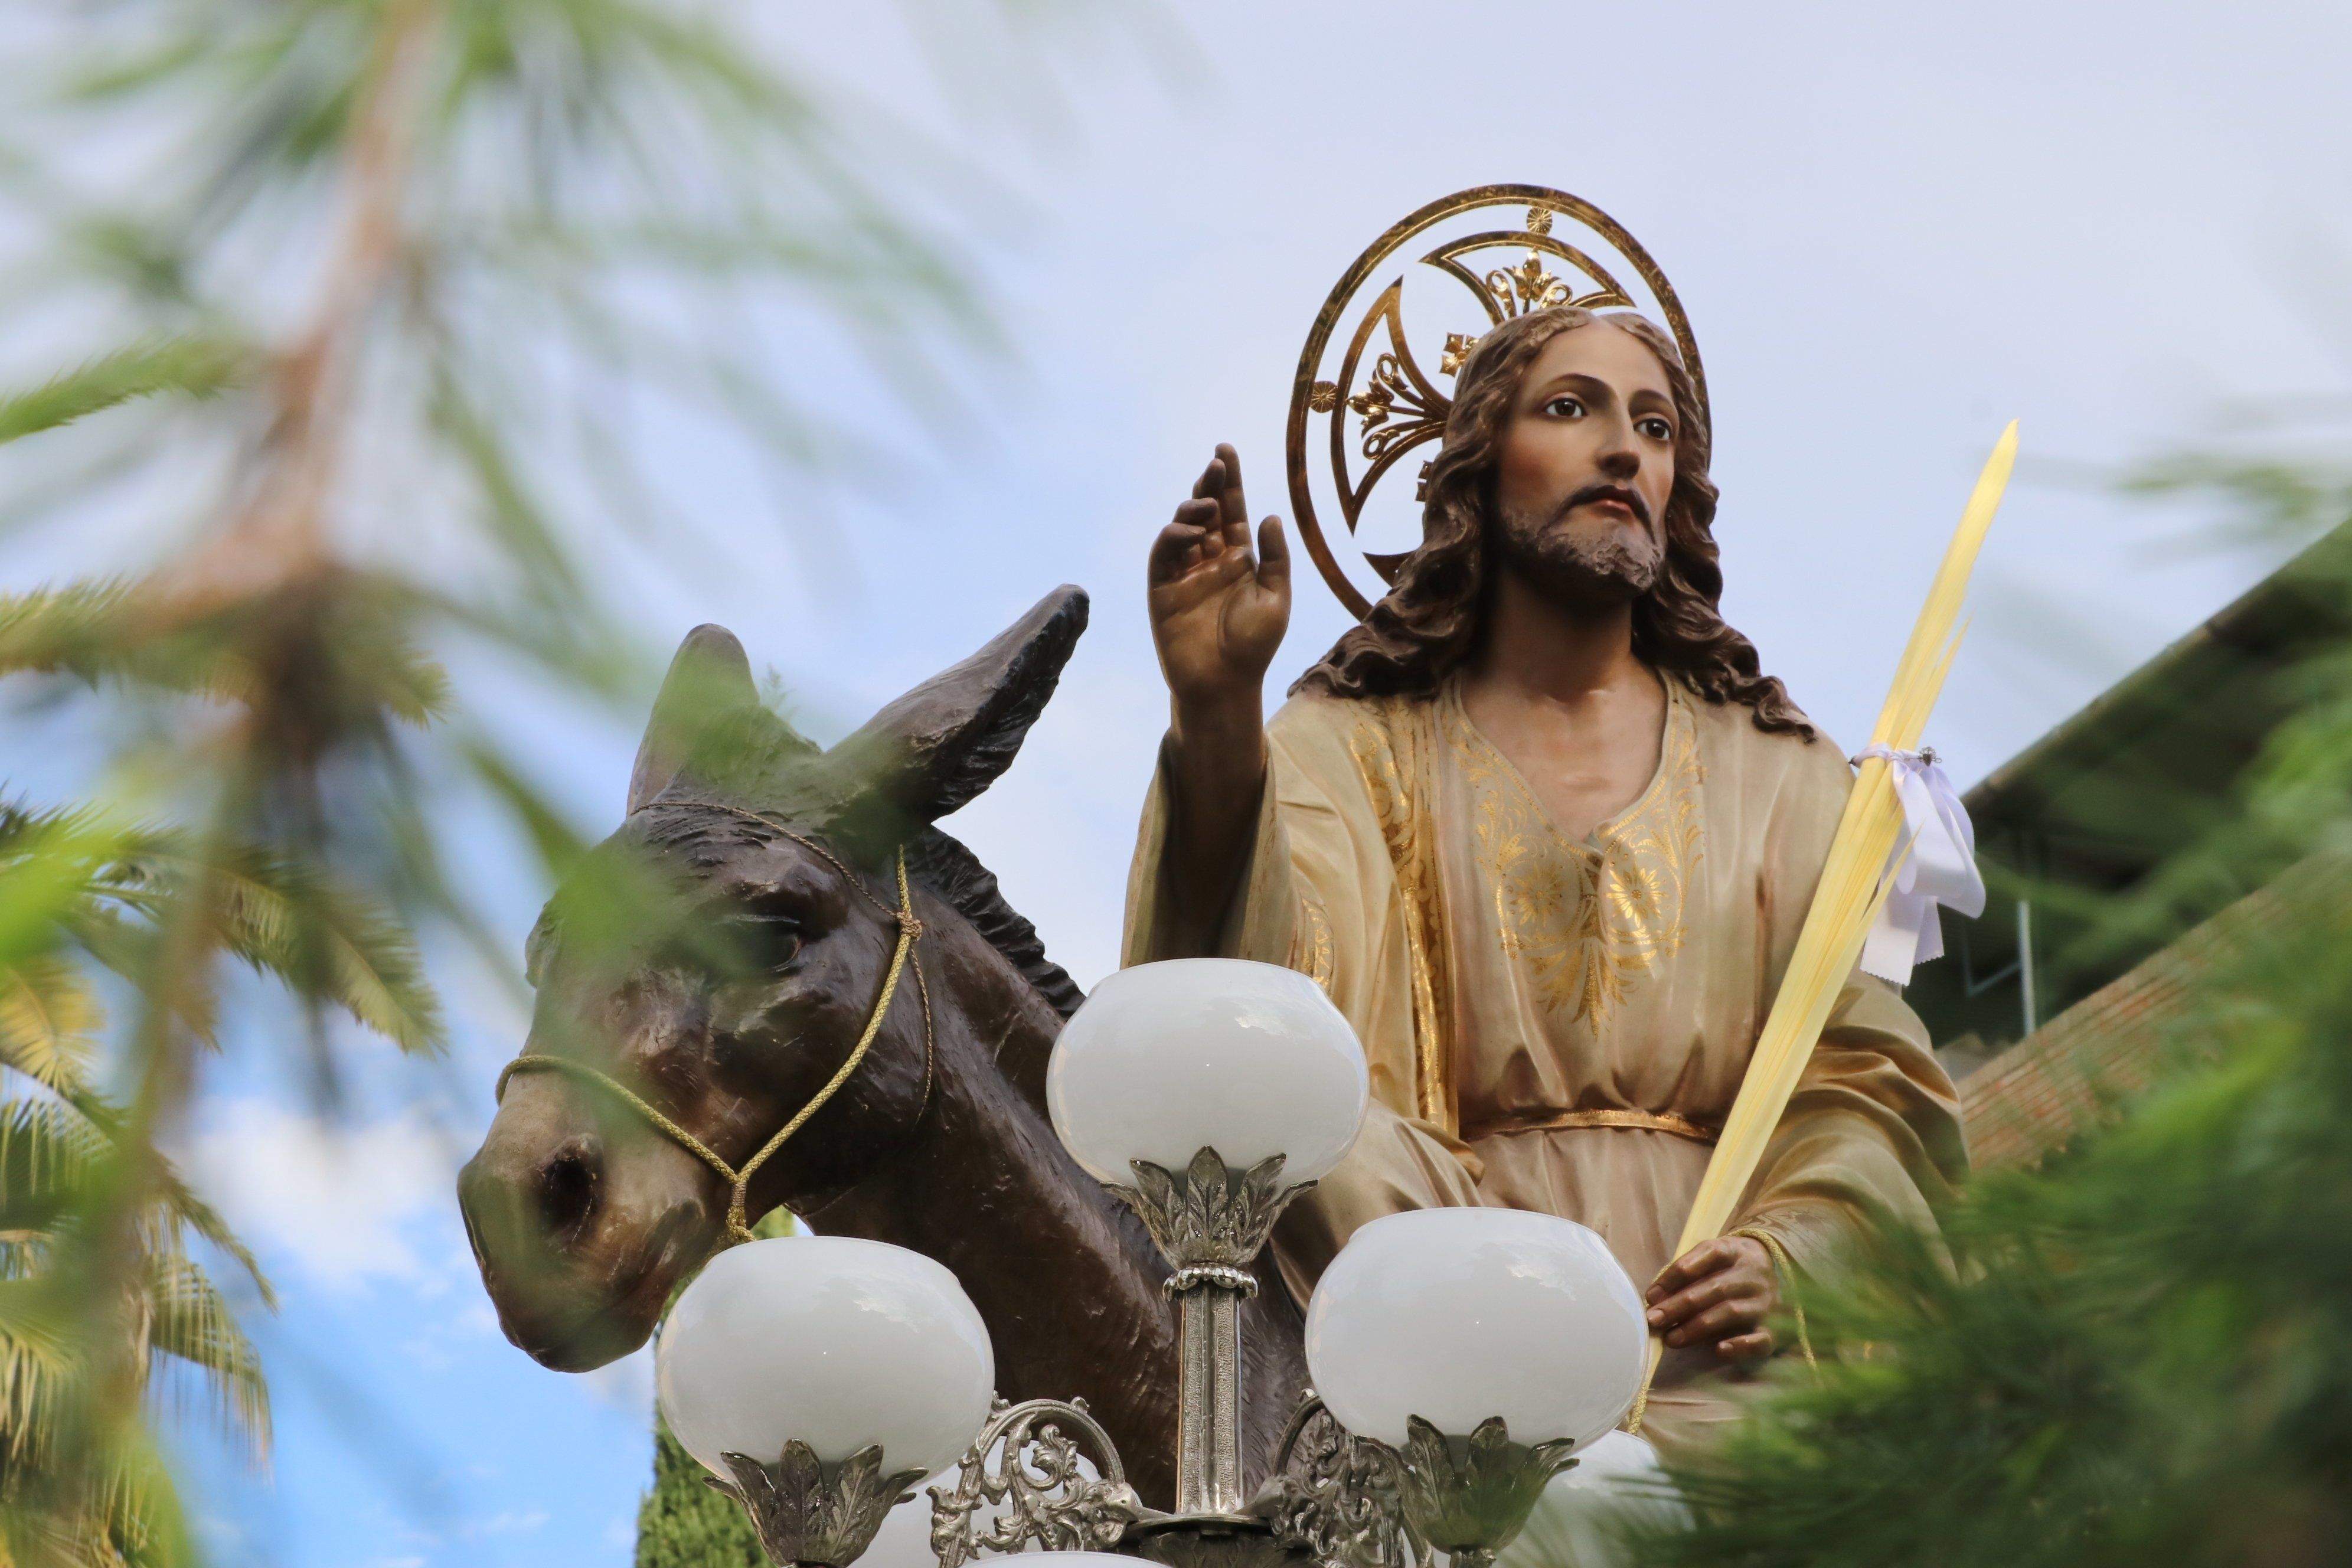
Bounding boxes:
1292 305 1813 737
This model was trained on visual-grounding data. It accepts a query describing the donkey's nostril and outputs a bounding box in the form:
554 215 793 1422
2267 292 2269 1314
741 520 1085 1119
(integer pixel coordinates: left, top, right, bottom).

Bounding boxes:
537 1144 602 1237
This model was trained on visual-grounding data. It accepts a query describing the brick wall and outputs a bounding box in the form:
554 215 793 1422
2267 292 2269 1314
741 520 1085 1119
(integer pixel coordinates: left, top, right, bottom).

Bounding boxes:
1959 855 2345 1168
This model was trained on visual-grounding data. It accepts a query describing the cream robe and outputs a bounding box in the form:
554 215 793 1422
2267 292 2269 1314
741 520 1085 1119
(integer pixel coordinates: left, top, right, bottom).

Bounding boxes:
1122 674 1967 1462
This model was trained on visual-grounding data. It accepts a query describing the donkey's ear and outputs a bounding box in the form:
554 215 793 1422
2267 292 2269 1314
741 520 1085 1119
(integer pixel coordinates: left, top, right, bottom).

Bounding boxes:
628 625 774 814
823 585 1088 826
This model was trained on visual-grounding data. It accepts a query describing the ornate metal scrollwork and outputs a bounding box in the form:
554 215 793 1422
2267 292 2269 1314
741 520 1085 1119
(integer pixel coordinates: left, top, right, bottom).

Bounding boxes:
1254 1402 1577 1568
1254 1396 1415 1568
929 1397 1152 1568
1106 1147 1309 1288
711 1442 925 1568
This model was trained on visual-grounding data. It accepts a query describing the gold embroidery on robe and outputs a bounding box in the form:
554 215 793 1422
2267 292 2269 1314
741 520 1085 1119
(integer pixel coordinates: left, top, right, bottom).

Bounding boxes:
1348 701 1457 1133
1456 690 1704 1027
1291 893 1335 989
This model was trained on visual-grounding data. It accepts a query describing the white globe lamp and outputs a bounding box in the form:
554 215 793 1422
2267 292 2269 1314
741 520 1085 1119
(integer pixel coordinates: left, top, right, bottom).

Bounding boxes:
1304 1208 1648 1452
656 1235 996 1481
1046 958 1368 1185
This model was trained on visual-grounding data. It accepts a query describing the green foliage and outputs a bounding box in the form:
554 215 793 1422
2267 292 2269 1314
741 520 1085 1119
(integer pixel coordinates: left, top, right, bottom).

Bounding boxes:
1 1093 270 1568
0 339 246 447
0 801 442 1057
0 0 1054 1560
1643 446 2352 1568
635 1424 766 1568
0 577 450 721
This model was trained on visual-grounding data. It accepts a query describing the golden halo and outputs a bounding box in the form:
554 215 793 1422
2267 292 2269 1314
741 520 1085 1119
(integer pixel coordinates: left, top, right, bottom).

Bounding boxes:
1284 184 1707 618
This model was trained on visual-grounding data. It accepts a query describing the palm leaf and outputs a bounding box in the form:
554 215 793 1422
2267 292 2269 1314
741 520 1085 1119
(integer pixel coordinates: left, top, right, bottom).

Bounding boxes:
0 956 103 1096
58 1096 272 1308
19 1417 201 1568
0 579 237 699
0 1095 270 1305
0 1097 110 1240
200 843 445 1057
139 1253 269 1461
0 807 125 976
2 795 442 1060
1 1276 83 1471
0 573 450 720
83 827 443 1057
53 905 215 1053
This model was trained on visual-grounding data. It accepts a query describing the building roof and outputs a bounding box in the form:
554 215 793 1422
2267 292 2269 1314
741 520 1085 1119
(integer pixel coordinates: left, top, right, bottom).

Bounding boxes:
1907 519 2352 1061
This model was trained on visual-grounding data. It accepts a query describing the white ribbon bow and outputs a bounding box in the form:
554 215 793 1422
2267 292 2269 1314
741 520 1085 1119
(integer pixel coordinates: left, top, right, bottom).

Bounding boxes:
1852 743 1985 984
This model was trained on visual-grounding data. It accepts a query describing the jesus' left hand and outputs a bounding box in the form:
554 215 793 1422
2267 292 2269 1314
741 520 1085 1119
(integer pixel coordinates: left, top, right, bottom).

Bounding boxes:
1645 1236 1779 1361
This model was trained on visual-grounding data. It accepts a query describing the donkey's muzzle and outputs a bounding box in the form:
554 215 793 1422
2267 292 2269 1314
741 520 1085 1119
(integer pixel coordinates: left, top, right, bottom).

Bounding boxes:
458 1079 717 1371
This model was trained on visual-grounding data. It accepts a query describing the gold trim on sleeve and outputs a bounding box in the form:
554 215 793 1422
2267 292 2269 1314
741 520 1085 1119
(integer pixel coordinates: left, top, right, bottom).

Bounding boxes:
1728 1225 1820 1373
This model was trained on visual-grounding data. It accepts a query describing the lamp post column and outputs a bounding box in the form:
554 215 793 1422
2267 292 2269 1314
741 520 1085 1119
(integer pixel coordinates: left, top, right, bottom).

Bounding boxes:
1172 1270 1249 1514
1106 1146 1305 1519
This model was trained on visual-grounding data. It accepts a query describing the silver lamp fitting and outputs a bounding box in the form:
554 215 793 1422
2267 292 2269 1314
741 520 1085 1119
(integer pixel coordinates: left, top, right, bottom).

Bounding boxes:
710 1442 926 1568
1383 1416 1578 1568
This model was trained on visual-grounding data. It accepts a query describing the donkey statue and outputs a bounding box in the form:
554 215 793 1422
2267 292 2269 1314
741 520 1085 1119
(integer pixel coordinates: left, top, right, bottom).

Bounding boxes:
458 586 1308 1507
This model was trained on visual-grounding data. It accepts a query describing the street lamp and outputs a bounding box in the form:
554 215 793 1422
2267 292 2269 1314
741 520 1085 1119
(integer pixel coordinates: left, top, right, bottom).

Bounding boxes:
657 959 1652 1568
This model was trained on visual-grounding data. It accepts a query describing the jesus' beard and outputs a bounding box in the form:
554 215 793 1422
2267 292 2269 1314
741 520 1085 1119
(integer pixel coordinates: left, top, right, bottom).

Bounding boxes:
1491 495 1664 611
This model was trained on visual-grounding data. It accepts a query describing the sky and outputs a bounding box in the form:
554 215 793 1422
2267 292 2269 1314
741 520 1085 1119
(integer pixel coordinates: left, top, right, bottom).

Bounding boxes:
8 3 2350 1566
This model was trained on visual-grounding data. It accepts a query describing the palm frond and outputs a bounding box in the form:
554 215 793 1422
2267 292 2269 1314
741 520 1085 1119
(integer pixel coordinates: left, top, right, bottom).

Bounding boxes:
0 808 125 977
0 1097 110 1240
198 842 445 1057
0 580 231 698
0 956 103 1096
63 822 443 1057
140 1253 269 1461
50 1095 272 1307
7 1416 202 1568
0 1094 270 1305
52 905 216 1054
2 794 443 1057
0 1278 83 1469
0 572 452 720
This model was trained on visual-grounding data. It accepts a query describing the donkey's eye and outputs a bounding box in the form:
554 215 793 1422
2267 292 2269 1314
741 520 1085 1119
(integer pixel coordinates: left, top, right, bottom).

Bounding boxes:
718 910 803 973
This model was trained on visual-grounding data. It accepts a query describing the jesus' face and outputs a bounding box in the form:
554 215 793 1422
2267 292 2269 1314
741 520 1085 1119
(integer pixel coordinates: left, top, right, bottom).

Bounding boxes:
1488 320 1679 608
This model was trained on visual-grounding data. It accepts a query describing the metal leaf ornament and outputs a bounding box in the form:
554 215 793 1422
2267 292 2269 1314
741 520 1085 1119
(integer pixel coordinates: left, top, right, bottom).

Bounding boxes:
713 1442 923 1568
1388 1416 1577 1567
1108 1146 1304 1275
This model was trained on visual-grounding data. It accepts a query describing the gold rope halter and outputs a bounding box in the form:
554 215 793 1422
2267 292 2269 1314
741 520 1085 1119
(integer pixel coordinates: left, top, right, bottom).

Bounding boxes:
496 806 933 1247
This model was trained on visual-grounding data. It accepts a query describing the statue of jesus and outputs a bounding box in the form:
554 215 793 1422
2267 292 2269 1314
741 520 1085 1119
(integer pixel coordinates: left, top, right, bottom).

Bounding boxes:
1122 303 1967 1461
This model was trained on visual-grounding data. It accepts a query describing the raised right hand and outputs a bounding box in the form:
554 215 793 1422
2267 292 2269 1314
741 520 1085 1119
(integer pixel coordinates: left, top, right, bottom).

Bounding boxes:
1148 443 1291 708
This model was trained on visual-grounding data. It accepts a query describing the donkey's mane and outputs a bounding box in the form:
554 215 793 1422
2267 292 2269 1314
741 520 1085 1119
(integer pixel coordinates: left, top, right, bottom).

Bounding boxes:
906 825 1084 1019
636 799 1083 1022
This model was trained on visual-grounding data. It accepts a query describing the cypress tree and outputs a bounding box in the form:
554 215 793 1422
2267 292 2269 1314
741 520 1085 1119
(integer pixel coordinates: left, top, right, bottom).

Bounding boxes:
636 1423 766 1568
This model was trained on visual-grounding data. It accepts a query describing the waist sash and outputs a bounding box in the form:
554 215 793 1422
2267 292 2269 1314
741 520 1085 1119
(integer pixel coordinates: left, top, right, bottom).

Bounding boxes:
1468 1108 1720 1146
